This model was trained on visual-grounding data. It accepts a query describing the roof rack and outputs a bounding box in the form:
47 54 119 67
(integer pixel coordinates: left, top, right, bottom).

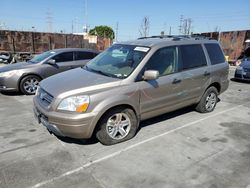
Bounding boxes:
137 35 213 41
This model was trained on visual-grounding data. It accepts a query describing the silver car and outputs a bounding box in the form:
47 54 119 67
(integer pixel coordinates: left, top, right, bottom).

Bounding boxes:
33 36 229 145
0 48 98 94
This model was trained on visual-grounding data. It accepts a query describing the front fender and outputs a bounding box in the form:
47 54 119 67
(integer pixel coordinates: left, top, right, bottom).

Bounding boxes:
88 92 140 134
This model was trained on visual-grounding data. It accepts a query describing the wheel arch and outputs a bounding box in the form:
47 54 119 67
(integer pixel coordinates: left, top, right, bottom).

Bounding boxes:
18 73 43 91
207 82 221 93
92 103 139 137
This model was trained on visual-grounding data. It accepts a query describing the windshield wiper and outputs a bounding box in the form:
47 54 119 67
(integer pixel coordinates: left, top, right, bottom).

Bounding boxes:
84 65 117 78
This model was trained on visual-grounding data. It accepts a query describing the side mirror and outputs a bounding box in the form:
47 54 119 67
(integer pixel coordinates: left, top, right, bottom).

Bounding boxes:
143 70 159 81
47 59 56 65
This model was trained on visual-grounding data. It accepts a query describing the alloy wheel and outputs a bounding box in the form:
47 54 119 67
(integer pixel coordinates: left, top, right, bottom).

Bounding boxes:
106 113 131 140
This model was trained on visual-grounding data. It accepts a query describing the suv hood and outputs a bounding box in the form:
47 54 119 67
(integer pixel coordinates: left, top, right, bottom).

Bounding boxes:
40 68 121 98
0 62 37 72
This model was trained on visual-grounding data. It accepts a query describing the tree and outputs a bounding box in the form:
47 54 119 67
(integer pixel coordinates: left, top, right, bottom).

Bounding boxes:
139 16 150 37
89 25 115 39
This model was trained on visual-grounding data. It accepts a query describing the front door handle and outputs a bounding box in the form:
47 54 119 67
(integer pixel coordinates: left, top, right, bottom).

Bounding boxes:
172 78 182 84
204 71 211 76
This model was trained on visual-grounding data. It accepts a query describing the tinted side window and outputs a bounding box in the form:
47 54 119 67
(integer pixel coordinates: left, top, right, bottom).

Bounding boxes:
205 43 225 65
180 44 207 70
53 52 73 62
145 46 178 76
75 51 95 60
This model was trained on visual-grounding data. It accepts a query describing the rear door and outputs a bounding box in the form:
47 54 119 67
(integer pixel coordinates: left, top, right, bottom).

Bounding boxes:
73 51 97 68
204 43 229 90
178 44 210 104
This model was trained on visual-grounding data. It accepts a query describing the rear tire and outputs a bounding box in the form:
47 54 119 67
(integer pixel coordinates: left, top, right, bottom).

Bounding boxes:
96 107 138 145
20 75 41 95
196 86 218 113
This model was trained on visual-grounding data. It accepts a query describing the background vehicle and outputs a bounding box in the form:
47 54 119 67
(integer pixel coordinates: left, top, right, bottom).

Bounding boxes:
33 36 229 145
0 51 13 64
0 48 98 94
234 58 250 81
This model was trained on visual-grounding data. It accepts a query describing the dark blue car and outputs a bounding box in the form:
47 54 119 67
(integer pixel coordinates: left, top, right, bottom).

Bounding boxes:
234 58 250 81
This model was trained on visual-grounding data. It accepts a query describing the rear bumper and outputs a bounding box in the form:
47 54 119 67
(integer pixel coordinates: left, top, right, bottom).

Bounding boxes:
33 97 98 139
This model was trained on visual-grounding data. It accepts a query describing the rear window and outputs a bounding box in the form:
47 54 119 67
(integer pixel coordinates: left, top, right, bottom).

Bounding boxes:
205 43 225 65
54 52 73 62
75 51 96 60
180 44 207 70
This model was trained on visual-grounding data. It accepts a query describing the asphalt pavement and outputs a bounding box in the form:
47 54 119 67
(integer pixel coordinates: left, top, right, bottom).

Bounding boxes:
0 66 250 188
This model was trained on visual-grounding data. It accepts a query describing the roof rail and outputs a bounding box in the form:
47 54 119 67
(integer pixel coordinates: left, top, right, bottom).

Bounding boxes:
137 35 213 41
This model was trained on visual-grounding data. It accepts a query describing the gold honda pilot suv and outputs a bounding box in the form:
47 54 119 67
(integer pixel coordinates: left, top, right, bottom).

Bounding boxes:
33 36 229 145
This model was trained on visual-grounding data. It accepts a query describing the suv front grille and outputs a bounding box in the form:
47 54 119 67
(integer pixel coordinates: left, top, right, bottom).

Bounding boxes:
38 88 54 107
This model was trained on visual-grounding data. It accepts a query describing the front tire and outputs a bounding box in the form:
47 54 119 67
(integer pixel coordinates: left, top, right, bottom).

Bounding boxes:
96 107 138 145
196 86 218 113
20 75 41 95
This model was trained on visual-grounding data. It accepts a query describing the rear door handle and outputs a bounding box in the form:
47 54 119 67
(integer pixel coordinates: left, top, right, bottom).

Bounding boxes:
172 78 182 84
204 71 211 76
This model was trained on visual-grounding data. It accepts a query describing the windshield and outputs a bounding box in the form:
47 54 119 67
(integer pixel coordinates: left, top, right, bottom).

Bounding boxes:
29 51 56 64
86 44 149 79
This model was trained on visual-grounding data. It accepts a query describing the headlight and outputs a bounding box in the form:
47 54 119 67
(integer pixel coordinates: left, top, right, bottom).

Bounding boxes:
236 66 243 71
0 70 18 77
35 86 40 96
57 95 89 113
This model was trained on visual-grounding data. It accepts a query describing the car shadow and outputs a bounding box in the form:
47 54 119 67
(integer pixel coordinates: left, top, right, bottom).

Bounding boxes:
230 78 250 83
56 135 99 145
0 91 24 96
139 105 195 130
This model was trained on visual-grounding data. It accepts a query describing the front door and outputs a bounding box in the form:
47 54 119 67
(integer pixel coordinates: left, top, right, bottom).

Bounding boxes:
139 46 184 120
43 51 74 78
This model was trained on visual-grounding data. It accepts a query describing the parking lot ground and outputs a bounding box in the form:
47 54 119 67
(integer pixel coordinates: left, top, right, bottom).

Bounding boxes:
0 66 250 188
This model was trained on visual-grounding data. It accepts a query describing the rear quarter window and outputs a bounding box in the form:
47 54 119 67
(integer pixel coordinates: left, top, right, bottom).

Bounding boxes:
180 44 207 70
75 51 96 60
205 43 225 65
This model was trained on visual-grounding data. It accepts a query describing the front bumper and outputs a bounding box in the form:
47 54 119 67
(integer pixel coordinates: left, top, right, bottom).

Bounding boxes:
33 97 99 139
234 71 250 81
0 76 18 91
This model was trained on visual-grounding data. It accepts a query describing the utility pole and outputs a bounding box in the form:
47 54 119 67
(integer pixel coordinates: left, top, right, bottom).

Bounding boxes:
115 22 119 42
71 20 74 33
183 19 188 35
179 15 183 34
75 17 79 33
46 10 53 33
83 0 88 33
187 18 192 35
